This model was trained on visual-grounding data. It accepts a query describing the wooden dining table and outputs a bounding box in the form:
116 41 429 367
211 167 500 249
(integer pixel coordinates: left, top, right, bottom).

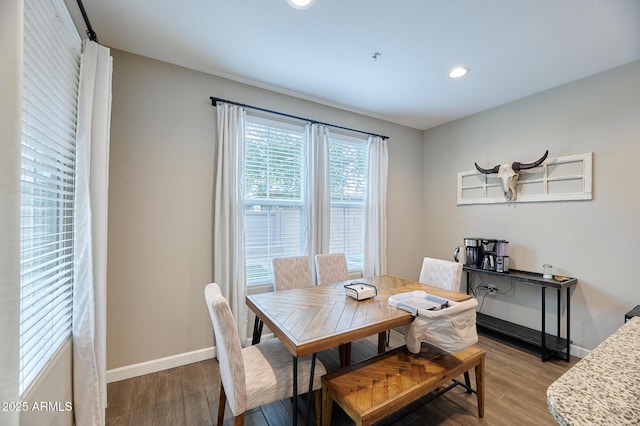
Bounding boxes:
246 275 472 425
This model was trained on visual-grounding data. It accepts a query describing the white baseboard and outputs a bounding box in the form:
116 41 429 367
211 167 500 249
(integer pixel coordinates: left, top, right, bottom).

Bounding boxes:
570 344 590 359
107 331 583 384
106 346 215 383
105 334 276 383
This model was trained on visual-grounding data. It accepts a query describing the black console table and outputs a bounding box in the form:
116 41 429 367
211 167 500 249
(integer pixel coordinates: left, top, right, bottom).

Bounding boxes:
464 267 577 362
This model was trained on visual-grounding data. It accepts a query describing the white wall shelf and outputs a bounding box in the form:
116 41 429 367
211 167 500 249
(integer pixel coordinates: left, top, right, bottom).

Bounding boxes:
457 152 593 205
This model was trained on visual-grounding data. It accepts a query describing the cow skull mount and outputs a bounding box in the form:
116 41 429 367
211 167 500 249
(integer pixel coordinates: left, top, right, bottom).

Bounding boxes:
474 150 549 201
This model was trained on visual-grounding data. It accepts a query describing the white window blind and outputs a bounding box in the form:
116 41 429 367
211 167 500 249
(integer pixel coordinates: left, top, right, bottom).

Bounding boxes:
20 0 81 394
244 117 306 285
329 136 368 272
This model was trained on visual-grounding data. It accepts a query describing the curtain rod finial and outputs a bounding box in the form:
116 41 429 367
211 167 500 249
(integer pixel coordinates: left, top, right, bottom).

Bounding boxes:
87 30 98 43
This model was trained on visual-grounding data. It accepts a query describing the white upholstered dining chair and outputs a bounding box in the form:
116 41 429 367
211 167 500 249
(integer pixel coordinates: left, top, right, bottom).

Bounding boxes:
314 253 349 286
273 256 313 291
251 256 314 345
314 253 386 358
205 283 326 425
418 256 463 292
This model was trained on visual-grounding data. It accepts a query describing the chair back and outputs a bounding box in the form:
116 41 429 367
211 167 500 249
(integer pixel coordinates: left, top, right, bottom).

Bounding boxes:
272 256 313 290
315 253 349 286
204 283 246 415
418 257 463 292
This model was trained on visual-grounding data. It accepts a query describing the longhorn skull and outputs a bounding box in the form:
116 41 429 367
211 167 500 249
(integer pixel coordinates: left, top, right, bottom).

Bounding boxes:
475 150 549 201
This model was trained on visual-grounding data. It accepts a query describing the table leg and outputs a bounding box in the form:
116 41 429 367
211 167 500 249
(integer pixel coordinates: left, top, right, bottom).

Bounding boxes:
378 332 386 354
339 343 352 367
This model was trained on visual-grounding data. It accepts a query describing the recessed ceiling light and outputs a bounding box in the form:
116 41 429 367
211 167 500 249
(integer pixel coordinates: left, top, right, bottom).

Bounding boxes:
449 66 470 79
287 0 314 9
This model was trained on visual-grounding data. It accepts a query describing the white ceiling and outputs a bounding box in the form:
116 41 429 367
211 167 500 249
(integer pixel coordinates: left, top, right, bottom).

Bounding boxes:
70 0 640 130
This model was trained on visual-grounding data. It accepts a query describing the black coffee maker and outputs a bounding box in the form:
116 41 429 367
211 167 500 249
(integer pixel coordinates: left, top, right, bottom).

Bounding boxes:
481 239 497 271
461 238 483 269
495 240 509 272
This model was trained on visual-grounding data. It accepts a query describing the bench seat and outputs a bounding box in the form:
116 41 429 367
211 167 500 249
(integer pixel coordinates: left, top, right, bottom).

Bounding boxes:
321 344 485 426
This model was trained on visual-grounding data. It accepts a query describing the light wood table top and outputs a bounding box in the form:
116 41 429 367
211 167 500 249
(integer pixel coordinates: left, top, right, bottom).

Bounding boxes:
246 275 471 358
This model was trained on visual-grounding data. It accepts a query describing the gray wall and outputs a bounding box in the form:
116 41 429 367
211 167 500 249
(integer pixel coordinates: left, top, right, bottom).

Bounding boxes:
107 50 424 369
108 49 638 371
422 60 640 353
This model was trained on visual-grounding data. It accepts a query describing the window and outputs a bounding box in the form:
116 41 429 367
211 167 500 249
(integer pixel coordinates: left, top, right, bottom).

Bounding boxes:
19 0 81 394
329 136 368 272
243 115 369 285
244 117 306 285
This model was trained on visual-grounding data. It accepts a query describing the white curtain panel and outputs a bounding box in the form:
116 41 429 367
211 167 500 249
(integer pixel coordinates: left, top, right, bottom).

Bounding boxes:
72 39 113 426
213 103 248 346
364 136 389 277
305 123 331 282
0 1 22 425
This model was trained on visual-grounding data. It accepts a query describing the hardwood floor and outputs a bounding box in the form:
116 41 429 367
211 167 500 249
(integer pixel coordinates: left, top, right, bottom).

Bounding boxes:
106 331 578 425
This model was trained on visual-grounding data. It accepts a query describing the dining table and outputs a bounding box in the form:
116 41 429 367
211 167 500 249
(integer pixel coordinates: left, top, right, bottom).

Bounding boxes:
246 274 472 425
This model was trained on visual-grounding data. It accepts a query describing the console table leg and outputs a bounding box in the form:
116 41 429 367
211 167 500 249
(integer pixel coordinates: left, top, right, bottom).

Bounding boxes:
541 287 546 361
557 288 561 338
566 287 571 362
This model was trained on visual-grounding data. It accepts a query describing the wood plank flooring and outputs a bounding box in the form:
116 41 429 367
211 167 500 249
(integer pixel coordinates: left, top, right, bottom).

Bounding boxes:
106 331 578 425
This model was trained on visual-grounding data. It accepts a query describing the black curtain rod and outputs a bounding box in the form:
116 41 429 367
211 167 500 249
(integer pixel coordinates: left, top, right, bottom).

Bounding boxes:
210 97 389 140
76 0 98 43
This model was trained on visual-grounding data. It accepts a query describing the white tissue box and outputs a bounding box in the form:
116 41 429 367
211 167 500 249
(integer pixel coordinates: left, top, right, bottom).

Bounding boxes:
344 283 377 301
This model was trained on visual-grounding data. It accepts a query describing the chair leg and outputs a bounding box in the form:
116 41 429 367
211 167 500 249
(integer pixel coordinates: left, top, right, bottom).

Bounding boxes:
218 385 226 426
464 371 472 393
252 317 263 344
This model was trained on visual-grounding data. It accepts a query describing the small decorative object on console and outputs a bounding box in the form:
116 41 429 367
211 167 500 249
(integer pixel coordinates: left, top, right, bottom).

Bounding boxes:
543 264 553 279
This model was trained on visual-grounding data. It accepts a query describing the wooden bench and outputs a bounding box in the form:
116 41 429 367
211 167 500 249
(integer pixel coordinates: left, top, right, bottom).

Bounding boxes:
321 344 485 426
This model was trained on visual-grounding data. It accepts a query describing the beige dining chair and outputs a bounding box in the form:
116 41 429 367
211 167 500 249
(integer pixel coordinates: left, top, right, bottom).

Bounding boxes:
251 256 313 345
418 256 463 292
314 253 349 286
273 256 313 291
314 252 386 360
205 283 326 426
